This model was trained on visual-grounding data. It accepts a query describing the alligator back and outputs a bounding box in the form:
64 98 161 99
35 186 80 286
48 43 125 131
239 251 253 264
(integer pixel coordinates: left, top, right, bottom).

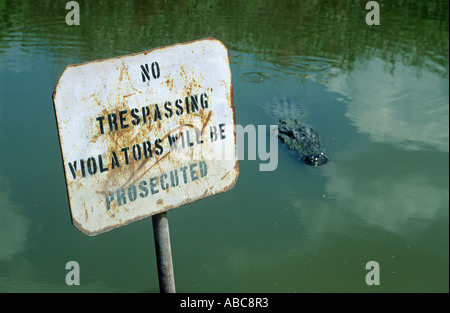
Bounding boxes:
267 96 305 123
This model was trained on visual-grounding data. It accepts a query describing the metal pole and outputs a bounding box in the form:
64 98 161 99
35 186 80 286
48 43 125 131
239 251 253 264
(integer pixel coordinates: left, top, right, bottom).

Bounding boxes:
152 212 176 293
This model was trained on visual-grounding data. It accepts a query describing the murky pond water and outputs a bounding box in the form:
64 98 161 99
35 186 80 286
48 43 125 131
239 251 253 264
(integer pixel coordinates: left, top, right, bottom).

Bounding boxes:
0 0 448 292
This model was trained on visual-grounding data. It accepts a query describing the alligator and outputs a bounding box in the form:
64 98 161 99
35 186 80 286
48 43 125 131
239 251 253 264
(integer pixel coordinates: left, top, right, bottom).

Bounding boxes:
277 120 328 166
268 97 328 166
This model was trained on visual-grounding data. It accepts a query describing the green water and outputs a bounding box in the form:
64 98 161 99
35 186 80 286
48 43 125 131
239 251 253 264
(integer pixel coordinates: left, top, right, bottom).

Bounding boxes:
0 0 448 292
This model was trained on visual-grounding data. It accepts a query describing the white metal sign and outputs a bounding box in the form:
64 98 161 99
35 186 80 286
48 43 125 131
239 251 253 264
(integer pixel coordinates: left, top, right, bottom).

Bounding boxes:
53 38 239 235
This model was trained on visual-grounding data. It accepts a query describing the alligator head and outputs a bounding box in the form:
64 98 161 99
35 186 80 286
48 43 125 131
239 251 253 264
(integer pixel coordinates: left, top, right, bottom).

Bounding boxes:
278 120 328 166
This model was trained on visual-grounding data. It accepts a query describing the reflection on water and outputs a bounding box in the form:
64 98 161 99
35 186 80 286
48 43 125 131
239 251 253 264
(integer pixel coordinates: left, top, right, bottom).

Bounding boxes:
0 177 29 260
323 154 449 234
327 57 449 152
0 0 448 292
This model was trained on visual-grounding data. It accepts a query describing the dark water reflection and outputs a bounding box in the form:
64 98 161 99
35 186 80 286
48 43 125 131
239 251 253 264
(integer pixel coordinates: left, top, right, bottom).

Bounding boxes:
0 0 448 292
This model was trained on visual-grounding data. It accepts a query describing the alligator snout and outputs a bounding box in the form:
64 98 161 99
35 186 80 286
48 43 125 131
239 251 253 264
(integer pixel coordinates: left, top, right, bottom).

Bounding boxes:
304 152 328 166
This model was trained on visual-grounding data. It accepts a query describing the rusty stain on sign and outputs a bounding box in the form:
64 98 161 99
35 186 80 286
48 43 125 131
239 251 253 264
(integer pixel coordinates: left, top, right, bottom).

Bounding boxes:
53 38 239 236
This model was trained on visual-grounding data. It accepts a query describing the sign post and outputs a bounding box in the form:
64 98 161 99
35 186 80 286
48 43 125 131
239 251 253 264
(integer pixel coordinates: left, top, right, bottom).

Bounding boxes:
152 212 175 293
52 38 239 292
